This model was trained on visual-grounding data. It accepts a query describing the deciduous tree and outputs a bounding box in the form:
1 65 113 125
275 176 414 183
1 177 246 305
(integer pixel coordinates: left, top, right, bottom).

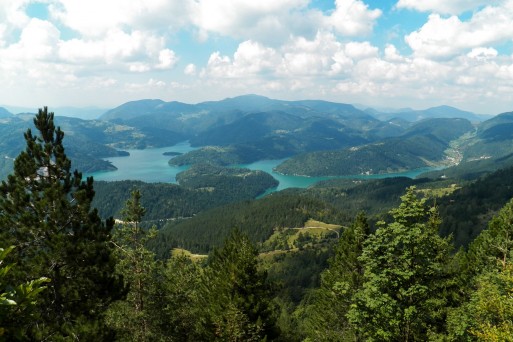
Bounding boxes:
0 245 50 340
448 198 513 340
349 187 453 341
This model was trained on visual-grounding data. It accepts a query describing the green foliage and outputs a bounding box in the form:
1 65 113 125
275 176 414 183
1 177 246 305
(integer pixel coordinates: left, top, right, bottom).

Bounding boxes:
266 247 331 305
275 118 473 177
106 189 162 341
93 174 278 223
308 176 431 217
448 265 513 341
308 165 513 248
438 166 513 247
159 255 211 341
157 191 348 255
0 246 50 339
349 187 454 341
447 199 513 340
467 198 513 273
303 212 370 341
205 230 279 341
0 107 123 340
176 163 278 196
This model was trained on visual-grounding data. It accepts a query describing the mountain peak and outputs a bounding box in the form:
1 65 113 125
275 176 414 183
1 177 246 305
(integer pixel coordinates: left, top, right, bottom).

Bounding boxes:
0 107 13 118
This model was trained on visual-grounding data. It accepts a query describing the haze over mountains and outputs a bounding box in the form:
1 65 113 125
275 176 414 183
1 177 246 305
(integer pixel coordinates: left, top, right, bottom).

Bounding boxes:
364 105 490 122
100 94 490 125
0 105 108 120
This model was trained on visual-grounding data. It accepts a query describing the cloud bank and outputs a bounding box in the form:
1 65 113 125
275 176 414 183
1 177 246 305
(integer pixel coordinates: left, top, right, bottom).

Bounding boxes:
0 0 512 114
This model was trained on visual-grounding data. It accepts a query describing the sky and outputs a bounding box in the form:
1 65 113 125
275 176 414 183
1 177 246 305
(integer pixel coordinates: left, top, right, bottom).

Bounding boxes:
1 0 513 114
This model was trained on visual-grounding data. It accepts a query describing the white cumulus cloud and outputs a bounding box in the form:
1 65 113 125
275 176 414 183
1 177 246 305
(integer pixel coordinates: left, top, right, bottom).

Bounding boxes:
396 0 497 15
344 41 378 60
467 47 498 60
204 40 279 78
326 0 382 36
50 0 190 37
184 63 197 75
406 2 513 58
0 0 31 28
189 0 313 45
156 49 178 70
3 18 60 61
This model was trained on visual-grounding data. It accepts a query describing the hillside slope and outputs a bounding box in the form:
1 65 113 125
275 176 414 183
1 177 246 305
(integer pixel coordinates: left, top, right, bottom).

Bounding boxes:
275 118 474 177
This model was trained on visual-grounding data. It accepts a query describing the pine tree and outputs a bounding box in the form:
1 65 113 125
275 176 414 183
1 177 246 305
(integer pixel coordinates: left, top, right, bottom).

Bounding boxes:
303 212 369 341
106 189 163 341
0 107 123 339
349 186 453 341
161 254 211 341
206 229 278 341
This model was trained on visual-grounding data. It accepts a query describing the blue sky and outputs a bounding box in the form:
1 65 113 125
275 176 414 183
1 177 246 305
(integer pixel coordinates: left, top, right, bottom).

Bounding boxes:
1 0 512 114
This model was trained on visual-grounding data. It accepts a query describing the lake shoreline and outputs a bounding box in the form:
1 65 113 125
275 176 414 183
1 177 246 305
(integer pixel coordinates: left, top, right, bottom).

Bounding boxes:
88 142 445 193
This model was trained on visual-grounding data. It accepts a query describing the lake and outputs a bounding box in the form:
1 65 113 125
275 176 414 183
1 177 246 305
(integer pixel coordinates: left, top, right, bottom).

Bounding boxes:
236 159 439 191
88 142 438 190
88 141 196 183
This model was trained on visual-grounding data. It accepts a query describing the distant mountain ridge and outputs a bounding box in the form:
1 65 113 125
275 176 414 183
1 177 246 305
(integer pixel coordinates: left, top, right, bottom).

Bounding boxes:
102 94 375 122
0 107 13 118
100 94 378 132
2 105 107 120
0 114 184 180
365 105 489 122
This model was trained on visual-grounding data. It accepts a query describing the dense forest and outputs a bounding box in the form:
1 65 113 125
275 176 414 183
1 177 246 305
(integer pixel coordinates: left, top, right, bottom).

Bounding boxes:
275 118 474 177
92 163 278 224
3 110 513 341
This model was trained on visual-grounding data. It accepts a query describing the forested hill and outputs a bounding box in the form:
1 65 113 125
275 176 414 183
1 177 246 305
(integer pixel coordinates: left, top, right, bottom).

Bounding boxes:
275 118 474 176
154 192 349 256
0 114 184 179
151 164 513 256
92 166 278 222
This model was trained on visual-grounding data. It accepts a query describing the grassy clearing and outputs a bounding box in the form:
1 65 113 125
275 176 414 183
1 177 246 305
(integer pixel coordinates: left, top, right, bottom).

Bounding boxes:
260 219 342 254
416 184 461 198
171 248 208 261
170 219 342 264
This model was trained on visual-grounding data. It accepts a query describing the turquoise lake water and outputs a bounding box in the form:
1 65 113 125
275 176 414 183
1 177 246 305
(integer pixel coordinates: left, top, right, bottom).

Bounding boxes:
88 142 438 190
88 141 196 183
236 159 438 192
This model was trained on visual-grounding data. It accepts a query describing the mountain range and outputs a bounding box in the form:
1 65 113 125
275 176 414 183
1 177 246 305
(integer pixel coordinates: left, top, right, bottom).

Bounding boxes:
1 95 512 182
364 105 490 122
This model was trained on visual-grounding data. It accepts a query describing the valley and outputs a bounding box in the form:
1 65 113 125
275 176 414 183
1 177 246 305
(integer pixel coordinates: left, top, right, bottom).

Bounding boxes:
4 97 513 341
